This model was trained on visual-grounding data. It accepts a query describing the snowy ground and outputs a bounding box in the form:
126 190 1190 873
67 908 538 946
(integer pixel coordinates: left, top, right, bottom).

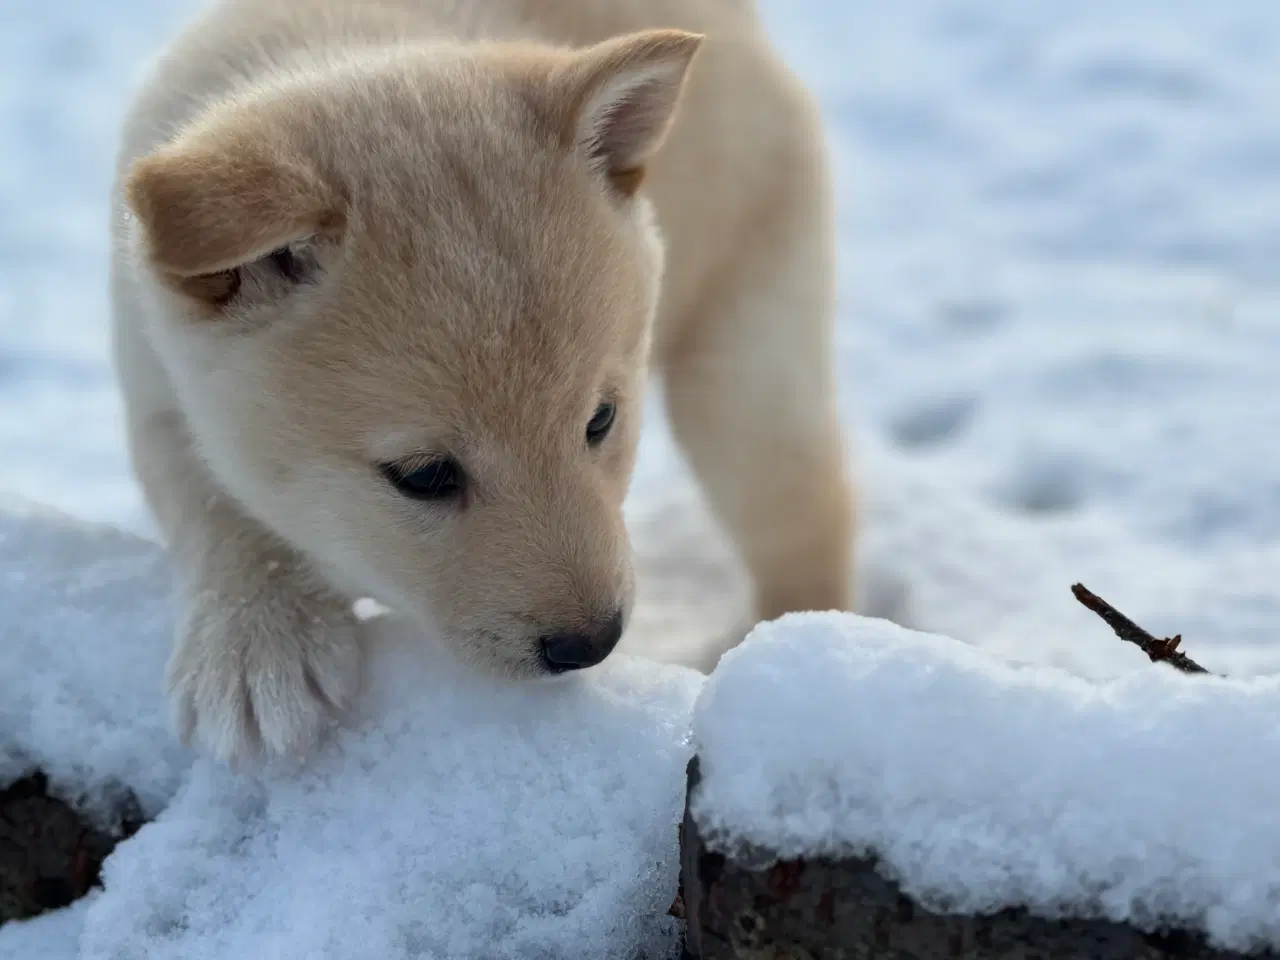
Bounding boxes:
0 501 699 959
4 0 1280 955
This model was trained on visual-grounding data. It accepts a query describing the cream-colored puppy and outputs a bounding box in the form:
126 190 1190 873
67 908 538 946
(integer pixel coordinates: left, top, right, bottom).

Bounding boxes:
111 0 854 765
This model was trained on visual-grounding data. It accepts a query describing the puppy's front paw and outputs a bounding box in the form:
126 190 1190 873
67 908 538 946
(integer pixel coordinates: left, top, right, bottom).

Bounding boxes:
167 591 361 767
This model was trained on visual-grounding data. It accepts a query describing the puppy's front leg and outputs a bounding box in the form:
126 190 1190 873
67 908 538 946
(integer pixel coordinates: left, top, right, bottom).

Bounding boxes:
130 408 360 767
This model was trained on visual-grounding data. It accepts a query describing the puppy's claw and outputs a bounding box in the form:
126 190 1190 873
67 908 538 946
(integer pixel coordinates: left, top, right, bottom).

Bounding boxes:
167 595 360 768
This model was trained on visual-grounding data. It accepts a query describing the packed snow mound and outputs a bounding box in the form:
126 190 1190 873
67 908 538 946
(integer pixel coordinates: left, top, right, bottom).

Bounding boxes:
79 615 702 960
1 498 702 958
691 613 1280 952
0 497 190 819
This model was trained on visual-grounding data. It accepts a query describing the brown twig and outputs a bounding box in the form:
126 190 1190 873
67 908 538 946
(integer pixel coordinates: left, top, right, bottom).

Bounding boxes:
1071 583 1211 675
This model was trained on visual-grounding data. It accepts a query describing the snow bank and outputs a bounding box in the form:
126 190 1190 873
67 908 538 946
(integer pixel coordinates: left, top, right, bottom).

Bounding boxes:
0 497 190 818
0 498 701 957
690 613 1280 952
78 616 700 960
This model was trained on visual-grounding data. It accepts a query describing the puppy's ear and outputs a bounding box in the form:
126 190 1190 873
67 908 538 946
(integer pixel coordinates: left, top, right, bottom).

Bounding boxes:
554 29 703 198
125 123 342 305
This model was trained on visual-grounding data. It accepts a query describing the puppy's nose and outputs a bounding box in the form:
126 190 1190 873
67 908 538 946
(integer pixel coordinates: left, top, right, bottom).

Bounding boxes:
539 609 625 673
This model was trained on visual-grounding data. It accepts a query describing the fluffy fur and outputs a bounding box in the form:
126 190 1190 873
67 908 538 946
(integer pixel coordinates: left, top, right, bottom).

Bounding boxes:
111 0 855 766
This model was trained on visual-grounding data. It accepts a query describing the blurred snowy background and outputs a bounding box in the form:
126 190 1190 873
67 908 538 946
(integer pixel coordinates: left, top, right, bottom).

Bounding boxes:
4 0 1280 672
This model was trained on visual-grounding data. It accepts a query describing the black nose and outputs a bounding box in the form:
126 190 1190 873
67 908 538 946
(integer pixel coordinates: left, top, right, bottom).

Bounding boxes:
539 610 625 673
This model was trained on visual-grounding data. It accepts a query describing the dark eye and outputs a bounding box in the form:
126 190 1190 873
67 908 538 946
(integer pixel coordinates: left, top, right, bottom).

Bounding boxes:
267 246 309 283
381 457 466 501
586 403 616 446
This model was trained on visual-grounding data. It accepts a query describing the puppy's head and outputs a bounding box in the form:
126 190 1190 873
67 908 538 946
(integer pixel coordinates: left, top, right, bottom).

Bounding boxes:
124 30 702 676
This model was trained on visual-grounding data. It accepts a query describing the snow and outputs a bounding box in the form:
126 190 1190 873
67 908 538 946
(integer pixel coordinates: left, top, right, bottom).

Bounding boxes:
5 0 1280 954
691 613 1280 952
0 897 94 960
0 0 190 535
639 0 1280 680
740 1 1280 685
76 619 699 960
0 498 190 821
0 503 699 959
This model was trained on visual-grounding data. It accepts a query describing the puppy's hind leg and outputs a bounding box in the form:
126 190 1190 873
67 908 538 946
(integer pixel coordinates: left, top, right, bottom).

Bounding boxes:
660 165 854 635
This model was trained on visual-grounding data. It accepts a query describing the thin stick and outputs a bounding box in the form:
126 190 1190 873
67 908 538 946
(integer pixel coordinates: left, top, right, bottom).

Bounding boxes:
1071 583 1211 675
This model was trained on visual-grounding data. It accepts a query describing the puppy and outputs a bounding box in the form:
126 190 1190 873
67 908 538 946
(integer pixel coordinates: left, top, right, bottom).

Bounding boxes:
111 0 854 765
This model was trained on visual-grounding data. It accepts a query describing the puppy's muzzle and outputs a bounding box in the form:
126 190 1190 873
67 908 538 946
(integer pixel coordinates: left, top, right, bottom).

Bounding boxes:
538 609 625 673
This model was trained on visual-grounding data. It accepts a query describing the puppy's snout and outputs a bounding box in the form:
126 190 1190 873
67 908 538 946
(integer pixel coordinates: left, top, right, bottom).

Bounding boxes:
538 609 625 673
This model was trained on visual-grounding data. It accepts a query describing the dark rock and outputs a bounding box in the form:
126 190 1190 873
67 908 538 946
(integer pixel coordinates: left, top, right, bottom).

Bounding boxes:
0 771 144 926
678 757 1277 960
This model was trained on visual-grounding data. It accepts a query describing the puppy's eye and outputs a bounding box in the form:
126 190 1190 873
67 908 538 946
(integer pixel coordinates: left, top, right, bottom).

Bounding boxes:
267 247 302 282
381 457 466 501
266 246 310 283
586 403 616 446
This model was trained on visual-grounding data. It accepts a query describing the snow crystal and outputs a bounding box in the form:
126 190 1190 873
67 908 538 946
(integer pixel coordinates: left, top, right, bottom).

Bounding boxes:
0 497 191 820
691 613 1280 952
79 615 701 960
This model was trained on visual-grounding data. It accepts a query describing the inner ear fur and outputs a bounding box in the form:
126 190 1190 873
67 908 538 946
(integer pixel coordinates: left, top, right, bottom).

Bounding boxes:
552 29 704 198
124 122 343 301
